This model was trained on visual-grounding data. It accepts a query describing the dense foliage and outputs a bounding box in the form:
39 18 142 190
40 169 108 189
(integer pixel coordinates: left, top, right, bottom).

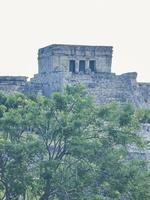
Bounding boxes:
0 86 149 200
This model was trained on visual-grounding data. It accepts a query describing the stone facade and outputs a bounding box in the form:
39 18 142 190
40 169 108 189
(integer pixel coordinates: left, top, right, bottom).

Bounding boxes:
0 76 27 94
64 72 149 108
38 44 112 74
29 44 149 109
0 44 149 109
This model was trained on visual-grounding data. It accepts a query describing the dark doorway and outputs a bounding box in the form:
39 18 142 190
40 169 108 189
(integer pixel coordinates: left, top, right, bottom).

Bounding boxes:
89 60 96 72
69 60 75 73
79 60 85 73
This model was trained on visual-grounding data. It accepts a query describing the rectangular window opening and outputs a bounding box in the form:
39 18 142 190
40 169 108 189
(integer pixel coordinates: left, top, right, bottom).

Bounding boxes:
69 60 75 73
89 60 96 72
79 60 85 73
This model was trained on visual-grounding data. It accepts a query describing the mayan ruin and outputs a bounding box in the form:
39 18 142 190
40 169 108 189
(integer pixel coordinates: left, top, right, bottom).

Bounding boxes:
0 44 149 109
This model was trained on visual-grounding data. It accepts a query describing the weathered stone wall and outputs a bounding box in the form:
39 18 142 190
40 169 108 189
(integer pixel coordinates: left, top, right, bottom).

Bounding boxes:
30 71 64 96
0 76 28 94
31 70 150 108
138 83 150 108
38 44 113 74
65 72 147 107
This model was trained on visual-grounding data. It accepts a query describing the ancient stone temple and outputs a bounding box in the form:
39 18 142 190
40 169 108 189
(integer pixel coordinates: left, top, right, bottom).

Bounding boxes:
0 44 150 108
29 44 149 109
37 44 112 74
31 44 113 96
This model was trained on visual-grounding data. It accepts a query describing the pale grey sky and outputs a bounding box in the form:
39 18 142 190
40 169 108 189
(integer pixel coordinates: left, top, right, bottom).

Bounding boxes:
0 0 150 82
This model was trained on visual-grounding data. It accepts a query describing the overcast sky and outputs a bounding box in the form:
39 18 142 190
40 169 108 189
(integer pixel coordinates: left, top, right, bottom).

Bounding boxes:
0 0 150 82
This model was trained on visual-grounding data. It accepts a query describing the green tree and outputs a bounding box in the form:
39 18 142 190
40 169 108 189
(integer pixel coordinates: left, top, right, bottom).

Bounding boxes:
0 86 149 200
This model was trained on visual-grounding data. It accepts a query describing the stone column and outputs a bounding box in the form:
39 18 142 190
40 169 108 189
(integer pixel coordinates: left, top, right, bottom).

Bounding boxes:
85 60 89 73
75 60 79 73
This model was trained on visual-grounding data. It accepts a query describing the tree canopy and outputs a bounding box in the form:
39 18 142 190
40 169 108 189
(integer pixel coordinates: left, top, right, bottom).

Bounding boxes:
0 86 149 200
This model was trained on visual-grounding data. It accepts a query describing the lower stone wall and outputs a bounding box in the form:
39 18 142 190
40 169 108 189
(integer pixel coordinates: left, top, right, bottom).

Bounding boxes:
0 76 28 94
64 72 149 108
27 71 150 108
30 71 64 96
138 83 150 108
0 72 150 109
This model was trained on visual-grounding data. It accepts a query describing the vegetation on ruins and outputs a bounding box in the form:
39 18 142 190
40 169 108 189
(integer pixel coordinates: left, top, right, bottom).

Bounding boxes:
0 86 149 200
